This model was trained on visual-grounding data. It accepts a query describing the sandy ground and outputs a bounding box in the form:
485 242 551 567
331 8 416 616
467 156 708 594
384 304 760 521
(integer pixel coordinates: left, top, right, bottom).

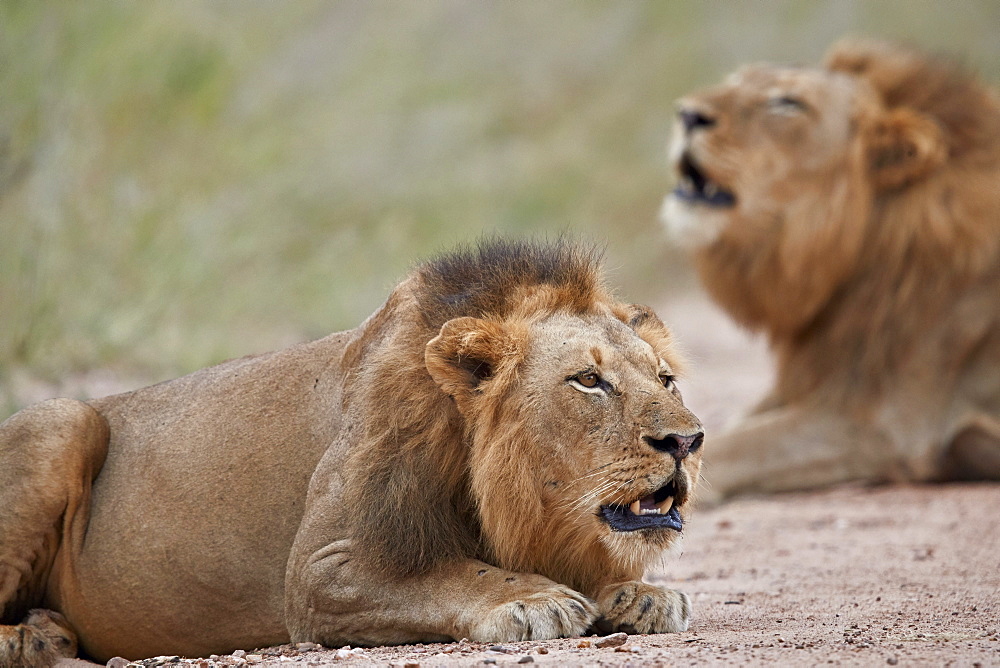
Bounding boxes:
53 290 1000 667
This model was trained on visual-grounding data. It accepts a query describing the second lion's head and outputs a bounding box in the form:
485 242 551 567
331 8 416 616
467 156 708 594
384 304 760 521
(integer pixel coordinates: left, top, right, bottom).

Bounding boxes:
660 38 1000 340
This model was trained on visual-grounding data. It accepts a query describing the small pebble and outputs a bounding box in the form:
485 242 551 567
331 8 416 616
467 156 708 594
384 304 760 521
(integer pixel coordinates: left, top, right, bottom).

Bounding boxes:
107 658 129 668
517 656 534 664
335 648 352 659
403 662 421 668
594 632 628 648
614 644 640 653
576 639 592 648
296 642 321 651
534 646 549 654
232 650 247 659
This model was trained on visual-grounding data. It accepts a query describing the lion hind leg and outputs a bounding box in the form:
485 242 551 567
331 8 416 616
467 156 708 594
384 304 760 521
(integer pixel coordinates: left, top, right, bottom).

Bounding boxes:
0 609 78 668
942 413 1000 480
0 399 109 666
699 406 896 504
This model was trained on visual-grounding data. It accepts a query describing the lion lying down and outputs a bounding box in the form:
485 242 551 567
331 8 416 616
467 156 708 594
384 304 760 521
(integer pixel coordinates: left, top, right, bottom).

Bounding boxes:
661 38 1000 500
0 240 703 665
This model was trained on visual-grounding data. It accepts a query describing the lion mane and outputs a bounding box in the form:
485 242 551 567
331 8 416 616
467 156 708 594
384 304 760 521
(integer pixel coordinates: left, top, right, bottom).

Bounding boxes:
662 38 1000 499
343 241 607 576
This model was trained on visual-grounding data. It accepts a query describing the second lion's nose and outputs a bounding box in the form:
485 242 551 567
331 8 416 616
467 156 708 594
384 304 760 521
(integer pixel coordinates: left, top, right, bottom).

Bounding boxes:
644 432 705 460
678 106 716 133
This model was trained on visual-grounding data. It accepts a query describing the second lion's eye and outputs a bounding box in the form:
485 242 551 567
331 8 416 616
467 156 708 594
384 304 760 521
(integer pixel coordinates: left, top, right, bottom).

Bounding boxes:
577 372 600 388
767 94 808 114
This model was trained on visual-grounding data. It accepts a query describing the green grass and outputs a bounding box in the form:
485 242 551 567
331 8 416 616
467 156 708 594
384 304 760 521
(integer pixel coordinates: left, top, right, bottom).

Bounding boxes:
3 0 999 413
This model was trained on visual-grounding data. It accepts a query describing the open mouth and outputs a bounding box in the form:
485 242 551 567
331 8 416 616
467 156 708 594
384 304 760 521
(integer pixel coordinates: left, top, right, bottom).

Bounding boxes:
599 480 683 532
673 152 736 208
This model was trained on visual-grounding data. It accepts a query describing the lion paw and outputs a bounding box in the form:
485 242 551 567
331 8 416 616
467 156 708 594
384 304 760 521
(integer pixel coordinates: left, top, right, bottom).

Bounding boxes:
0 609 78 668
596 581 690 634
467 584 598 642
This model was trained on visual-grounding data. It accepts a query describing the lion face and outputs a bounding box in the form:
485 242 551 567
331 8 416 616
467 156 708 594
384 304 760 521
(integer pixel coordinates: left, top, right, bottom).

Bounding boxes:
660 64 874 249
518 312 702 534
426 302 703 588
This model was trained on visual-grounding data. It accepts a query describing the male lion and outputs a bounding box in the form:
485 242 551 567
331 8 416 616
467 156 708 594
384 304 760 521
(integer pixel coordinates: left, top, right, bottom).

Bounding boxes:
0 240 703 665
661 38 1000 501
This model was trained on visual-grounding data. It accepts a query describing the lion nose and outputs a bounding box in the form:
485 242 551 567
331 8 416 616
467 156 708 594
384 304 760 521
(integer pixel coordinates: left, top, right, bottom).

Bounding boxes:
644 432 704 460
678 106 716 133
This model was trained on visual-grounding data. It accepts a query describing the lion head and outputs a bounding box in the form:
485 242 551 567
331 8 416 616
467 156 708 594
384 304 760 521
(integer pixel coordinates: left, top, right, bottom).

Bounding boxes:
342 241 703 596
658 39 1000 495
660 38 1000 398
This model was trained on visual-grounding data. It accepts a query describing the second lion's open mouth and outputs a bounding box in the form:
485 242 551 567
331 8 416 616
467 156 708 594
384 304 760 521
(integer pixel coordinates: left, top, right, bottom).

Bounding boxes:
599 481 684 532
673 152 736 208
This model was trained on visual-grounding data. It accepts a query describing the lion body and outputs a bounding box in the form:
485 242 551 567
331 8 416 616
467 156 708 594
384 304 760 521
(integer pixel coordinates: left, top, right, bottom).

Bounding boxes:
662 39 1000 499
0 241 702 664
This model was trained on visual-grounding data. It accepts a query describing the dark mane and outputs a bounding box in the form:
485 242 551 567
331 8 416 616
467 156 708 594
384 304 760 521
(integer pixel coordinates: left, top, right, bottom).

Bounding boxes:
417 238 605 325
341 238 611 577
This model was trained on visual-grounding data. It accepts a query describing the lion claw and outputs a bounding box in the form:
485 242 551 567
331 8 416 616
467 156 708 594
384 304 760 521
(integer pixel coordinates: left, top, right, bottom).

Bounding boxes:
467 585 598 642
596 581 690 634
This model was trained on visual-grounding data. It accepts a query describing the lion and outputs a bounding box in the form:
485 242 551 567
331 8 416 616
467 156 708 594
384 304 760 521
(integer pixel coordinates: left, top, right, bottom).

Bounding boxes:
0 240 703 666
660 38 1000 501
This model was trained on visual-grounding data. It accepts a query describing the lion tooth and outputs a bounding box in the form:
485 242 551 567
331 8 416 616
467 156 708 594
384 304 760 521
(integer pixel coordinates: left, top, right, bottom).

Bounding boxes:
629 499 642 516
641 508 662 515
657 496 675 514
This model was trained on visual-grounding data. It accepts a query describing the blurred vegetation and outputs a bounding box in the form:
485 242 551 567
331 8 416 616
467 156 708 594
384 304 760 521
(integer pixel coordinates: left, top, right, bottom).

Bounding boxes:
2 0 999 413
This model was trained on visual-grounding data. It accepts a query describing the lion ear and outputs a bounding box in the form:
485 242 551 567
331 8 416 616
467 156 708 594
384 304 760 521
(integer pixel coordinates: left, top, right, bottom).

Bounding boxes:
868 107 946 191
616 303 685 374
425 317 516 407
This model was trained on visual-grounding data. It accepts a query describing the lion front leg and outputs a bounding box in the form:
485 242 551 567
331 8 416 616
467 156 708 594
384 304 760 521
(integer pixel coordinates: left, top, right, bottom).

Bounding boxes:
458 569 597 642
594 581 690 634
285 540 597 646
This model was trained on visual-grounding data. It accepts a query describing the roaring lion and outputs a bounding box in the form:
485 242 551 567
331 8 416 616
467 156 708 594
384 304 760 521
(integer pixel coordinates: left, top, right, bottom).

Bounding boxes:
0 240 703 665
661 38 1000 500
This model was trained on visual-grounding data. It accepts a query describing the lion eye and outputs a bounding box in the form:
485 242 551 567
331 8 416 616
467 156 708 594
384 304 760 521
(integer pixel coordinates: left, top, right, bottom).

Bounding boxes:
768 94 808 114
660 374 676 390
577 372 601 388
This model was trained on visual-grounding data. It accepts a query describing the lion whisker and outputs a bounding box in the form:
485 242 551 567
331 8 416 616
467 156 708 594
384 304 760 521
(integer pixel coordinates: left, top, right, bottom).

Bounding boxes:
565 465 615 486
563 476 621 513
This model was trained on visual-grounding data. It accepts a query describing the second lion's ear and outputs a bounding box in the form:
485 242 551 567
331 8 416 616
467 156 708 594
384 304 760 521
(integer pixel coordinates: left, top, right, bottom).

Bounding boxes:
868 107 945 190
425 317 522 410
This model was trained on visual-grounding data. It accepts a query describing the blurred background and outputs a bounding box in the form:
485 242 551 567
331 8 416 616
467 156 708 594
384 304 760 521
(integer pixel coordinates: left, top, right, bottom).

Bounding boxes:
3 0 999 420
